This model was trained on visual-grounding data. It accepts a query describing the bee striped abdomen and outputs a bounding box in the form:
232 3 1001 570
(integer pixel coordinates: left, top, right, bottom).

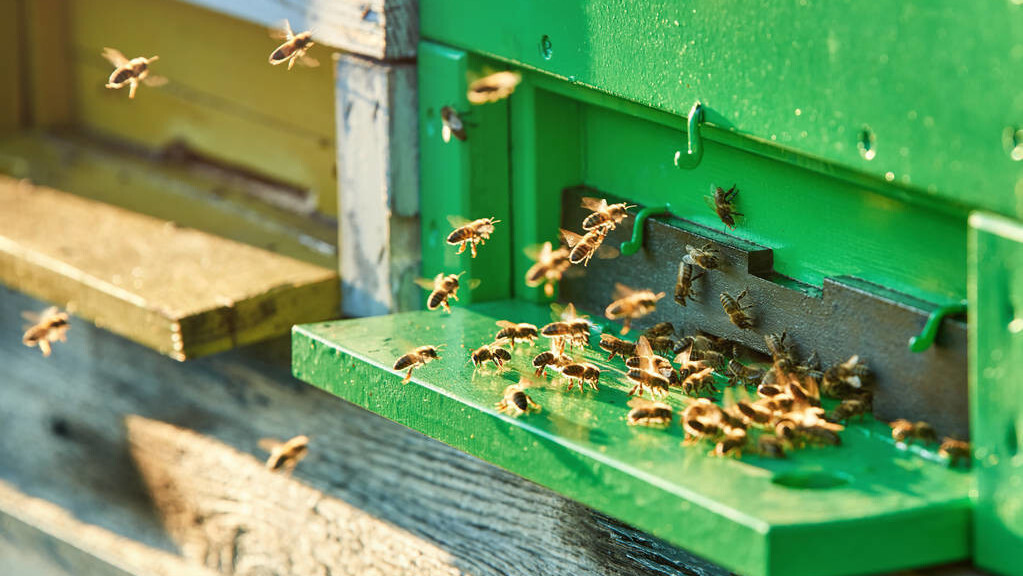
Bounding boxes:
393 355 415 370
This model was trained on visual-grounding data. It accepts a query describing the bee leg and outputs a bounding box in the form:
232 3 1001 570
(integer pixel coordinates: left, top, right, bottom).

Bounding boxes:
620 319 631 335
288 56 297 70
39 340 52 357
402 368 413 384
544 283 554 298
470 243 478 258
456 243 466 255
128 79 138 99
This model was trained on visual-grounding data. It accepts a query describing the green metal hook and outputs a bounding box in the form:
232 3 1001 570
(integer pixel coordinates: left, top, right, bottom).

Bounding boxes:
908 300 968 352
673 101 704 169
620 204 672 255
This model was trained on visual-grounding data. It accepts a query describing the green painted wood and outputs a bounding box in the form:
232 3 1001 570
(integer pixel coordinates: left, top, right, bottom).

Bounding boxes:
293 301 972 576
418 42 512 305
421 1 1023 219
969 212 1023 576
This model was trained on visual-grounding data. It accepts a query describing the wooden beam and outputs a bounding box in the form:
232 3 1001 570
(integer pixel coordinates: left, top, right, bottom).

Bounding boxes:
24 0 73 127
0 176 339 360
336 54 419 315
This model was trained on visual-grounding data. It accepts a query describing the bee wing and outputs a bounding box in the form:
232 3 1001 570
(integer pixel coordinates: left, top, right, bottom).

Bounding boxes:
801 373 820 401
467 278 482 290
258 437 282 453
298 54 320 68
673 341 694 366
414 275 440 290
635 336 654 359
613 282 637 299
101 47 129 66
563 266 585 279
627 397 656 409
703 194 719 212
523 241 553 261
559 228 583 248
142 75 168 87
447 214 473 228
270 19 294 39
21 310 41 323
580 197 609 212
596 243 621 260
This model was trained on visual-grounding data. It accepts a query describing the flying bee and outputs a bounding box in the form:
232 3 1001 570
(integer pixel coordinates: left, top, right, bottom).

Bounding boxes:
829 397 872 422
735 399 774 425
560 227 618 266
494 321 539 348
495 382 541 417
684 243 720 270
726 360 765 388
681 365 718 397
889 419 938 444
626 398 673 427
714 427 748 457
393 345 442 383
22 306 71 357
260 434 310 473
580 197 634 231
822 355 871 398
720 288 755 330
674 259 703 307
757 435 786 458
440 106 468 142
447 216 500 258
467 70 522 104
469 344 512 372
681 398 725 440
939 438 971 467
706 185 743 229
604 283 665 335
415 272 478 313
102 48 164 99
268 20 318 69
524 242 573 297
560 362 600 392
599 333 636 361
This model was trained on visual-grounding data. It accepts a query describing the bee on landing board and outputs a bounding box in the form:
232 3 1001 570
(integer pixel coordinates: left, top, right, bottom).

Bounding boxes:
625 336 671 398
102 48 164 99
598 333 636 361
268 20 318 70
627 398 673 427
447 216 500 258
580 197 634 231
415 272 478 313
495 382 541 417
469 344 512 372
393 345 442 384
541 303 592 351
720 288 755 330
889 419 938 444
524 242 573 297
674 259 703 307
559 362 600 392
939 438 971 467
560 228 617 267
440 106 468 142
604 283 665 335
260 434 310 473
494 321 539 348
467 71 522 104
706 185 743 229
22 306 70 357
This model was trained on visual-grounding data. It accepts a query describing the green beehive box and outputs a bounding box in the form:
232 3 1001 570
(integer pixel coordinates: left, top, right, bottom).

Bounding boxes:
294 3 1023 575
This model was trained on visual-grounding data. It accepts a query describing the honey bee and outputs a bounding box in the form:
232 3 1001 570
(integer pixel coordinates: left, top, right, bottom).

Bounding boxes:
467 71 522 104
470 344 512 371
890 419 938 444
644 322 675 339
560 362 601 391
681 365 718 397
599 333 636 361
495 321 539 348
261 434 310 473
102 48 164 99
440 106 468 142
393 345 442 383
706 185 743 229
560 228 617 266
821 355 870 398
542 303 591 349
22 307 70 357
797 423 842 446
532 349 572 376
726 360 765 388
604 283 665 335
626 353 678 385
681 398 725 440
580 197 634 231
828 397 872 422
684 243 720 270
756 435 786 458
763 331 795 363
938 438 971 467
735 399 774 425
495 382 541 417
673 259 703 307
626 398 673 427
416 272 478 313
626 336 671 397
720 288 755 330
524 242 573 297
447 216 500 258
714 427 748 457
268 20 317 69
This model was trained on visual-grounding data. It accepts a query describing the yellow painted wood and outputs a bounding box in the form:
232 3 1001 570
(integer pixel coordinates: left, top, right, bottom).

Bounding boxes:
68 0 338 216
0 132 337 269
25 0 74 127
0 0 24 129
0 175 339 360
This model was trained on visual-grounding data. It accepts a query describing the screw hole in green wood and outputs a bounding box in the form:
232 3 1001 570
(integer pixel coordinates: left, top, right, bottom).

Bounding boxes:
858 126 877 161
771 470 851 490
540 35 553 60
620 204 672 255
673 101 704 169
908 300 968 353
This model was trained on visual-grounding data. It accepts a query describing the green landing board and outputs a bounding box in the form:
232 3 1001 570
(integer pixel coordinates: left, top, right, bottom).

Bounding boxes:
292 301 971 576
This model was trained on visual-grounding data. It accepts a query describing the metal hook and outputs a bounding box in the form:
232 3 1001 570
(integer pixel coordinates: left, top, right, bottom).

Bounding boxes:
620 204 672 255
673 101 704 169
908 300 968 352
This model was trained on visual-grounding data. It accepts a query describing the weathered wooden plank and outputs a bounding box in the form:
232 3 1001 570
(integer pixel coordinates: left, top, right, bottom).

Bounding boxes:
24 0 74 127
0 132 337 268
0 0 24 130
69 0 339 216
336 54 419 315
173 0 418 60
0 177 339 360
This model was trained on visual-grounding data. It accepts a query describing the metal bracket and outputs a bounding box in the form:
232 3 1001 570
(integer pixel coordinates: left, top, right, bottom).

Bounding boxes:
908 300 968 352
620 204 672 255
673 102 704 169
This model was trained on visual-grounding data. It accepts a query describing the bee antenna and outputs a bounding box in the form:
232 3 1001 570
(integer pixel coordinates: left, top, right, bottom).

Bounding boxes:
148 55 160 62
